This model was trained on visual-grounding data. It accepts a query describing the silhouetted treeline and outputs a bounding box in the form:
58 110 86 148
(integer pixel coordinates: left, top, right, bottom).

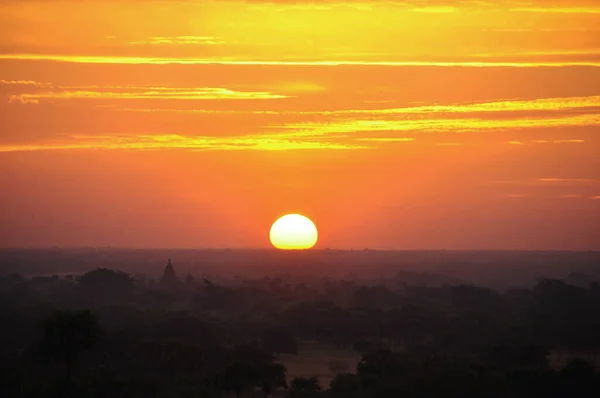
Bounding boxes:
3 248 599 290
1 266 599 397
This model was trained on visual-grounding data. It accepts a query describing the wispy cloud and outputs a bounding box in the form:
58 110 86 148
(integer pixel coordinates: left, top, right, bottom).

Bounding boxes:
129 36 227 45
0 80 54 88
507 139 585 145
537 178 597 184
510 7 600 14
5 84 287 103
1 54 599 67
296 95 600 116
4 80 597 149
277 114 600 136
532 139 586 144
410 6 457 13
0 133 366 152
112 95 600 116
355 137 415 143
493 178 598 186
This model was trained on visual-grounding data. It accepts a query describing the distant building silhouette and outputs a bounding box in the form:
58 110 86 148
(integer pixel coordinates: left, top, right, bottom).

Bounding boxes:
160 258 179 286
184 272 194 284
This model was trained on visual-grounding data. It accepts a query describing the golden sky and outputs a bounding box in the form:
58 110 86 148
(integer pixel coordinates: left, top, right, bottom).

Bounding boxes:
1 0 599 249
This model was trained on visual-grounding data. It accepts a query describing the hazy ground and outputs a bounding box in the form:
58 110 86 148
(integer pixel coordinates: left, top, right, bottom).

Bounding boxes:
278 344 361 388
2 248 599 289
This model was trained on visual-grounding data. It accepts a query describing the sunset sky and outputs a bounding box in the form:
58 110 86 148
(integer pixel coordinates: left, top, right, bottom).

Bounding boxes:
1 0 599 250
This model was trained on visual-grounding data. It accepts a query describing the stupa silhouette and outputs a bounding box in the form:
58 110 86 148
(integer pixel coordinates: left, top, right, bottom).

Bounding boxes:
160 258 179 285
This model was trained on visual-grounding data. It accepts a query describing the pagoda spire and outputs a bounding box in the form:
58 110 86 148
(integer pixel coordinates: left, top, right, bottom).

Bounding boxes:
160 258 178 285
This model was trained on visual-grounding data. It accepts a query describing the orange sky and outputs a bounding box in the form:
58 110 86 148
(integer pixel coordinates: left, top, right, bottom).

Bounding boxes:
1 0 599 250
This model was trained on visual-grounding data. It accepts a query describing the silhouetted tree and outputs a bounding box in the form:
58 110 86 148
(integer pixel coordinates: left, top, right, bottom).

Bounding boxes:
78 268 134 302
222 361 253 398
329 373 361 398
38 310 100 391
288 377 321 398
558 358 598 397
259 363 287 397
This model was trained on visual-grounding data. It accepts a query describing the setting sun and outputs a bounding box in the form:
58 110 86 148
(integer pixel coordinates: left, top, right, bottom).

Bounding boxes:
1 0 599 251
270 214 318 250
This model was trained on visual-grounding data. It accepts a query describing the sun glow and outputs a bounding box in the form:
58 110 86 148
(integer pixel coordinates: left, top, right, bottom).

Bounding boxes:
269 214 318 250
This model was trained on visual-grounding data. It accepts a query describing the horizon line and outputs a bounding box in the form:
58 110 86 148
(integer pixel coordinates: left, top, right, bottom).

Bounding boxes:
1 247 598 253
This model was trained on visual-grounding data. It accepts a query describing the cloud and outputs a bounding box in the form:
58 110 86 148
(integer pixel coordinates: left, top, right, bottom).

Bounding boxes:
507 139 585 145
6 84 287 103
355 137 416 143
510 7 600 14
129 36 227 45
113 95 600 117
2 0 600 68
537 178 597 184
7 95 39 104
294 96 600 116
2 54 599 67
532 139 586 144
0 133 366 152
493 178 598 186
410 6 457 13
1 80 56 102
276 114 600 136
4 80 597 149
0 80 54 88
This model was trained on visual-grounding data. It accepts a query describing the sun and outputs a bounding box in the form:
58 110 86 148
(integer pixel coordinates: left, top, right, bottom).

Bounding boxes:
270 214 318 250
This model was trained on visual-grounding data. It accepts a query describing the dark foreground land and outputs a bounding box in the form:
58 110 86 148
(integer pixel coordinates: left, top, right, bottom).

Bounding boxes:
1 249 600 397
